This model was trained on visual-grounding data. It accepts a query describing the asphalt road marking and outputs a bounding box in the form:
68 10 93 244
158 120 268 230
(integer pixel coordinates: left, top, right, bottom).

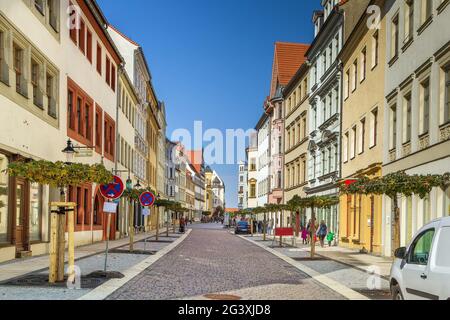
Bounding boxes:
238 235 369 300
78 229 192 300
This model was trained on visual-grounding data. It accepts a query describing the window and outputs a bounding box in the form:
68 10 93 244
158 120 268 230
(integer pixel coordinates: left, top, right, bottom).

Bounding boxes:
86 29 92 63
372 31 379 68
31 59 43 108
420 79 430 134
105 56 110 86
35 0 44 15
78 19 85 54
360 47 366 82
369 108 378 148
408 229 435 265
390 104 397 149
13 44 26 96
67 78 94 146
111 64 116 91
68 90 74 130
350 126 356 159
96 43 102 75
343 132 349 162
359 118 365 154
391 14 399 60
250 182 256 198
46 73 56 118
104 114 115 161
345 69 350 99
48 0 58 32
404 93 412 142
69 2 77 43
421 0 433 24
404 0 414 42
352 60 357 92
68 185 92 226
444 66 450 124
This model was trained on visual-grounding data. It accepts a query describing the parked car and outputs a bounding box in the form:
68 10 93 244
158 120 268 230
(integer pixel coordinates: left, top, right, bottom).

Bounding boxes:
390 216 450 300
235 221 251 234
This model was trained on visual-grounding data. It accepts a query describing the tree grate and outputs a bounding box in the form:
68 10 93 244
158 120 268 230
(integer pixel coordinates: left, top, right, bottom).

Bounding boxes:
108 249 157 255
0 274 108 289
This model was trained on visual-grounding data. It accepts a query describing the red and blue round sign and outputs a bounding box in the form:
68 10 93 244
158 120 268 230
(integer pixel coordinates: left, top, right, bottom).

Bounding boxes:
139 191 155 207
100 175 124 200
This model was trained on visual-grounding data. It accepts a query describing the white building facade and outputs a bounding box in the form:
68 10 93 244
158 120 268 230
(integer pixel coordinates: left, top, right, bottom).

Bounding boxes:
381 0 450 257
306 2 343 236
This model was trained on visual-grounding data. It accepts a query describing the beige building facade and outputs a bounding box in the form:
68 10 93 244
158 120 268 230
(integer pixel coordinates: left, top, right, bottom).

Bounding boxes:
283 63 310 228
339 0 387 255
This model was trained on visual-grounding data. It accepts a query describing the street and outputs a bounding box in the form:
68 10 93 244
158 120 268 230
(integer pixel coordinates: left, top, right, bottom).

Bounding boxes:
106 223 388 300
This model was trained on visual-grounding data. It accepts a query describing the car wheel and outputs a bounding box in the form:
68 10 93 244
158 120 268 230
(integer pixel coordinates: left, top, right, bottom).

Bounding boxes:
391 284 404 300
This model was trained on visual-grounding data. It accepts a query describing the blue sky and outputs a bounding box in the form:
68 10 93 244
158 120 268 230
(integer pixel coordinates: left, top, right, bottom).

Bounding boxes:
98 0 320 208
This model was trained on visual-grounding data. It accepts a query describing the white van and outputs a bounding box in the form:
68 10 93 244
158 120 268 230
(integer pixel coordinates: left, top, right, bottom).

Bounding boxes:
390 216 450 300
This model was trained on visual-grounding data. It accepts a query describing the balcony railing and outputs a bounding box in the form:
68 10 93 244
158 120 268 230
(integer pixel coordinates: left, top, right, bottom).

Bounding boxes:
16 73 28 98
0 59 9 86
48 97 57 119
33 86 44 109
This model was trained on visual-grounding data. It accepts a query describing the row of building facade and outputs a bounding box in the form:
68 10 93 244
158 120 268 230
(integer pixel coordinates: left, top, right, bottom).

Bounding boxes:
238 0 450 257
0 0 225 263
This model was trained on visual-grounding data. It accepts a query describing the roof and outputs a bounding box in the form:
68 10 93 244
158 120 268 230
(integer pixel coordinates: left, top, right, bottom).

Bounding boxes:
270 42 310 97
226 208 239 213
186 150 203 174
108 24 139 47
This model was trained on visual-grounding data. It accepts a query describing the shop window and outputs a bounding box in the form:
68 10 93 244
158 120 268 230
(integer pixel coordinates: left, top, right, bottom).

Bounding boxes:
29 183 42 242
0 153 8 243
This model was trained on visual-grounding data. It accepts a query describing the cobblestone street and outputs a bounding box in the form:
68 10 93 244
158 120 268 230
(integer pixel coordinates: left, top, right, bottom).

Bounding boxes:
107 224 345 300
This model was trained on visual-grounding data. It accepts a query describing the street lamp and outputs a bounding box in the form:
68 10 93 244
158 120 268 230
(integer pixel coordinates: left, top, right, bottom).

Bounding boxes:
62 139 77 164
134 180 141 189
126 176 133 191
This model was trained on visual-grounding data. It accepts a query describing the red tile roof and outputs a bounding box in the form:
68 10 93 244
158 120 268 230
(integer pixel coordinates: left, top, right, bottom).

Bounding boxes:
270 42 310 97
186 150 203 173
226 208 239 213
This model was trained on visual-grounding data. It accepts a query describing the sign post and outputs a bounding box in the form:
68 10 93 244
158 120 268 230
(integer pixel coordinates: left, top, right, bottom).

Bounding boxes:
100 176 124 274
139 191 155 247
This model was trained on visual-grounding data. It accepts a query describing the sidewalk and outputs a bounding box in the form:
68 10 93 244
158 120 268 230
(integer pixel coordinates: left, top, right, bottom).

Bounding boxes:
248 233 393 278
0 229 167 283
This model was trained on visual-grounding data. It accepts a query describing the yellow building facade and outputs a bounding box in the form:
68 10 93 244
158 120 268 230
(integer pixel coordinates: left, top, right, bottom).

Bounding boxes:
339 0 387 254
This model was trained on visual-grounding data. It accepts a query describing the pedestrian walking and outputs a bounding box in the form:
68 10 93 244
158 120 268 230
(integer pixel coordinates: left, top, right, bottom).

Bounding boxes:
317 220 328 248
258 221 262 233
179 216 186 233
301 226 308 245
326 230 335 247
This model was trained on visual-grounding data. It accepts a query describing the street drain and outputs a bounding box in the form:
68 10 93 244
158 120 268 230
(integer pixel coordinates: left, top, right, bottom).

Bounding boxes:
203 294 242 300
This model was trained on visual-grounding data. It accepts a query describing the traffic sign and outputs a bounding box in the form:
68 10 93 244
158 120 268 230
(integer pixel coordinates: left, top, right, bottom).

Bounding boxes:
139 191 156 207
100 175 124 200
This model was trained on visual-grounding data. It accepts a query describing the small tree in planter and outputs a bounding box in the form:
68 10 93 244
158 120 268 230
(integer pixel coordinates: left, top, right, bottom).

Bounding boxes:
339 172 450 255
5 160 113 283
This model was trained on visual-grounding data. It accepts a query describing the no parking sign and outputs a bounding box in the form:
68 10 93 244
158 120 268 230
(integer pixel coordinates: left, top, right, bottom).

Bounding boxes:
139 191 156 207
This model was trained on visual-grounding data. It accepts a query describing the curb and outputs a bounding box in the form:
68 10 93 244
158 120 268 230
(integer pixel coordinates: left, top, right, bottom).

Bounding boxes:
78 229 192 300
237 234 369 300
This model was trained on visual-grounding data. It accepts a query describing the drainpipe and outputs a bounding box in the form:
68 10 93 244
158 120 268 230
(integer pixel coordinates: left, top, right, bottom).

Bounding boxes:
337 45 344 247
115 63 125 239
